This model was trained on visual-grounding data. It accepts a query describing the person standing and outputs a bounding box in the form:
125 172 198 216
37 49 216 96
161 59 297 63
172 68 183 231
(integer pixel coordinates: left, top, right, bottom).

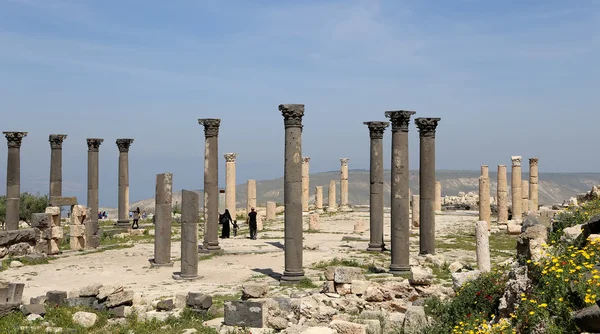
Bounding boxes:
131 207 141 229
220 209 232 238
247 207 258 240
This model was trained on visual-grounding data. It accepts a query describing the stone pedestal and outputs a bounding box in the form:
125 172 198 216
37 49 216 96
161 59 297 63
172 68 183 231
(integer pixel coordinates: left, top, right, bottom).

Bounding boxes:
364 121 389 252
266 201 276 220
529 158 539 211
70 205 88 250
174 189 200 280
522 180 529 213
386 110 415 274
151 173 174 267
198 119 221 252
302 157 310 212
247 180 257 214
279 104 306 283
327 180 337 213
434 181 442 211
339 158 350 210
308 213 320 231
411 195 420 228
479 165 491 229
511 156 522 222
224 153 237 219
116 139 134 227
3 132 27 231
49 134 67 199
415 118 441 255
315 186 324 213
475 221 491 272
86 138 103 249
497 165 508 223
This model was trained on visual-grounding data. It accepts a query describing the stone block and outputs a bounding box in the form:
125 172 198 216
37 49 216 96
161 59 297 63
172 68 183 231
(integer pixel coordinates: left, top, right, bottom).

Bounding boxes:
351 280 371 295
0 228 38 247
46 290 67 306
76 283 102 298
242 283 269 299
49 197 77 207
31 213 53 229
45 226 64 240
452 270 482 290
8 242 31 257
223 300 265 328
334 266 365 284
20 304 47 316
324 267 335 281
70 225 86 237
30 296 47 305
7 283 25 303
70 236 85 250
44 206 61 216
156 299 174 311
66 297 96 308
49 239 60 255
186 293 212 310
110 305 132 318
330 320 367 334
507 224 522 235
105 290 134 308
321 281 335 293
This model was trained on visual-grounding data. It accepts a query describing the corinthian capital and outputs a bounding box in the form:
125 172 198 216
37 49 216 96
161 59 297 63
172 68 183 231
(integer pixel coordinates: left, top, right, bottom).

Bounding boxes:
302 157 310 164
279 104 305 128
4 132 27 148
340 158 349 166
224 153 237 162
529 157 538 167
385 110 416 132
414 118 441 138
511 156 522 166
49 134 67 149
363 121 389 139
116 138 134 152
86 138 104 152
198 118 221 137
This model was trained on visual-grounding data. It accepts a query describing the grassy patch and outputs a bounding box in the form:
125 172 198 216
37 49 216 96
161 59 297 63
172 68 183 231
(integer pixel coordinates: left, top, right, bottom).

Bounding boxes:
211 293 242 318
341 236 367 242
0 255 52 271
312 257 364 269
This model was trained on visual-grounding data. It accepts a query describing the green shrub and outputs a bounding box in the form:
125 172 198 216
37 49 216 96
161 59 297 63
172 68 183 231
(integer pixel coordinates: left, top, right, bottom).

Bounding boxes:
0 192 49 224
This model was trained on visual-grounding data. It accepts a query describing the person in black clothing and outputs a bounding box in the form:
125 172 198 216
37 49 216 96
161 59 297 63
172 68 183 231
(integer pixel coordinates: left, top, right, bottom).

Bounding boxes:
219 209 232 238
132 207 141 229
247 207 258 240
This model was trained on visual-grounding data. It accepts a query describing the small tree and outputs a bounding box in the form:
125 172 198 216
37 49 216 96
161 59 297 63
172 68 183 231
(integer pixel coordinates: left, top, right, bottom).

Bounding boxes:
172 201 181 215
0 192 48 225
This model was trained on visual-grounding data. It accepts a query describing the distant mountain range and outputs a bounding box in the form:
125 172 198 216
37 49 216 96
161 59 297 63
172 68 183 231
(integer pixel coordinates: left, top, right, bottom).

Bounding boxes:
119 169 600 213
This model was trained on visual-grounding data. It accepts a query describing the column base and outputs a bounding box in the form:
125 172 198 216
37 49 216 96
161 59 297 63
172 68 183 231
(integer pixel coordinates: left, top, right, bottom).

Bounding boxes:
172 273 203 281
367 243 384 252
198 244 223 254
280 270 306 284
315 209 324 214
419 250 435 256
149 259 174 268
339 206 353 212
326 207 338 213
389 265 411 276
84 235 101 249
115 220 131 227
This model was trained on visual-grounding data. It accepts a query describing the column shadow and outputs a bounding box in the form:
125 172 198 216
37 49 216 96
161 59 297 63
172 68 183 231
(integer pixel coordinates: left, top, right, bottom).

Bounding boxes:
251 268 282 280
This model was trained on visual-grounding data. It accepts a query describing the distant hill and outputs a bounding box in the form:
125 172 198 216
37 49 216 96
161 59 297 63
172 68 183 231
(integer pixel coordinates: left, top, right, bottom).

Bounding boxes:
122 170 600 213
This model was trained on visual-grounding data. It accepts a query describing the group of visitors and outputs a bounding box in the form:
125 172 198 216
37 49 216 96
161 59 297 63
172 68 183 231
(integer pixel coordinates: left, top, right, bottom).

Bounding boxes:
219 207 258 240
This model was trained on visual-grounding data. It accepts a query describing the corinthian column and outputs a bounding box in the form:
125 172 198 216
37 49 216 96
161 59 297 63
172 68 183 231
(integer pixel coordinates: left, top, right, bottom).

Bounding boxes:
511 156 522 222
3 132 27 230
415 117 441 255
224 153 237 219
339 158 350 210
385 110 416 274
116 139 134 227
198 119 221 252
49 134 67 199
529 158 539 210
302 157 310 211
479 165 491 228
364 121 389 252
86 138 103 248
279 104 306 283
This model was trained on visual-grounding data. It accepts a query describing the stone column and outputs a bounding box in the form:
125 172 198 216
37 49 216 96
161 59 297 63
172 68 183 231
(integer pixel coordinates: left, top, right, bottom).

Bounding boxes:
177 189 200 279
116 139 134 227
434 181 442 211
475 221 491 272
266 201 276 220
3 132 27 231
174 189 200 280
497 165 508 223
247 180 257 213
279 104 306 283
198 119 221 252
302 157 310 212
386 110 416 274
315 186 324 213
152 173 173 267
339 158 350 210
529 158 539 210
364 121 389 252
86 138 103 248
415 117 441 255
48 134 67 199
327 180 337 212
224 153 237 219
511 156 522 222
479 165 491 228
522 180 529 213
411 195 420 228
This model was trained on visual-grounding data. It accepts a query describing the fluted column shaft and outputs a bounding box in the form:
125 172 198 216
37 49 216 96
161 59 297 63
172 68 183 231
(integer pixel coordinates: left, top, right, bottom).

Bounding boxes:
199 119 221 251
364 121 389 252
415 118 441 255
86 138 103 248
386 110 415 274
4 132 27 230
280 104 306 283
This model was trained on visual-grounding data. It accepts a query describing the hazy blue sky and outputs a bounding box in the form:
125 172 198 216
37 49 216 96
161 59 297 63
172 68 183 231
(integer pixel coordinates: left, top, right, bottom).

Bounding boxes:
0 0 598 207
